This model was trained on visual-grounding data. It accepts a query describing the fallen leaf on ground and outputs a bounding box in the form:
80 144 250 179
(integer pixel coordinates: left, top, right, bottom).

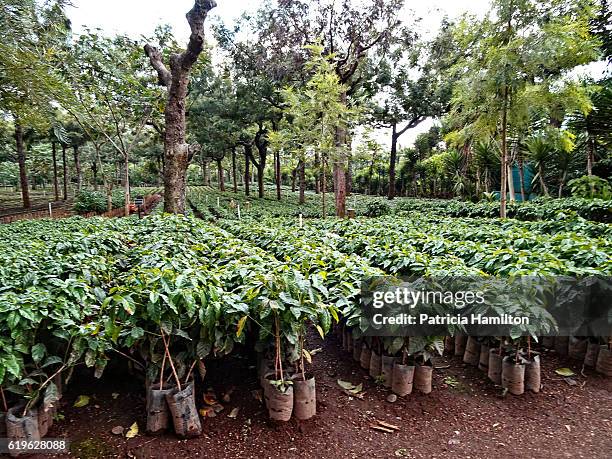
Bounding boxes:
337 380 356 390
370 424 395 433
555 368 575 377
309 348 323 356
111 393 119 399
125 422 138 439
199 407 215 418
376 420 400 431
343 389 365 399
111 426 124 435
203 393 218 405
228 407 239 418
73 395 90 408
348 383 363 395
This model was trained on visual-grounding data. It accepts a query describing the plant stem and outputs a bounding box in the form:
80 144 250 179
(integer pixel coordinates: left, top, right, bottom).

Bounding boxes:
299 328 306 382
515 340 520 365
527 336 531 360
275 315 284 384
112 349 145 370
0 386 8 412
23 364 67 416
159 351 166 391
184 359 197 385
160 327 181 391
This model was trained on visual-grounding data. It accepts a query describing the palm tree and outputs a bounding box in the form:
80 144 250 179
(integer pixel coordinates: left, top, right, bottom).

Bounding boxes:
523 135 553 196
473 140 499 194
566 80 612 175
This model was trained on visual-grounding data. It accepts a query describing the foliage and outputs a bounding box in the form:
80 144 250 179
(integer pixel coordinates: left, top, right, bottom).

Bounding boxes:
568 175 612 199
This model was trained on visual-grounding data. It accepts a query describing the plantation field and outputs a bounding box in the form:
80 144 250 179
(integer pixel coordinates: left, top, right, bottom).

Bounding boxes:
1 189 611 458
0 187 68 216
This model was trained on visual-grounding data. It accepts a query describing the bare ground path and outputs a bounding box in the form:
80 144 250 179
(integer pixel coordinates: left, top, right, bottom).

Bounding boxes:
34 331 611 459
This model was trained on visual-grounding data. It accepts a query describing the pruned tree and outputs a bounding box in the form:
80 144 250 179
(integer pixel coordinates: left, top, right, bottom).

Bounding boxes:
144 0 217 214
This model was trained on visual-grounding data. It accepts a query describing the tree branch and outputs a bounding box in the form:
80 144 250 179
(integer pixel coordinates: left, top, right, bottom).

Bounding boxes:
182 0 217 69
144 44 172 87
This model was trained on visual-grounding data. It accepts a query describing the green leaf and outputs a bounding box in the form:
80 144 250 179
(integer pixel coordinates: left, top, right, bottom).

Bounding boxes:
31 343 46 364
43 382 60 410
554 367 575 377
73 395 90 407
236 316 248 337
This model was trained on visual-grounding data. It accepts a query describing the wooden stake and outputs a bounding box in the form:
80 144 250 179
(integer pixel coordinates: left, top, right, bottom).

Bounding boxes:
160 328 181 391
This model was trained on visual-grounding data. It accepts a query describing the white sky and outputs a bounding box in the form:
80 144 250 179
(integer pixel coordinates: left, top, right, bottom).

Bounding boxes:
66 0 606 150
67 0 491 43
66 1 490 149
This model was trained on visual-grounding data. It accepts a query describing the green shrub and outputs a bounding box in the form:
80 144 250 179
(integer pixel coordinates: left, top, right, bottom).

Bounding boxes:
73 190 125 213
568 175 611 200
363 198 391 217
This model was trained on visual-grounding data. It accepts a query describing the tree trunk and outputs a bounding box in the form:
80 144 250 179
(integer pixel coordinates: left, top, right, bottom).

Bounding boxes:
15 121 30 209
291 168 297 192
507 163 515 202
367 156 374 195
62 144 68 201
298 158 305 204
587 136 594 176
314 151 320 194
124 154 130 217
558 170 567 198
500 85 509 218
244 145 251 197
538 164 549 196
333 92 348 218
73 145 82 193
217 159 225 191
388 124 398 200
92 161 98 191
232 148 238 192
346 147 352 197
518 158 526 201
52 142 60 201
93 144 111 211
275 150 281 200
257 165 264 198
144 0 216 214
253 129 267 199
322 154 327 218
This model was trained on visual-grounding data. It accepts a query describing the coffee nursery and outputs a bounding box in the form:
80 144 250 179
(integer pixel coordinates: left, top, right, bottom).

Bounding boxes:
0 186 610 455
2 0 612 456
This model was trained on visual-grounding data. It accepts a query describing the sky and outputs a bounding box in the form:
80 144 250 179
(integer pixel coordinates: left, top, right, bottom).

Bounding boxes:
65 0 605 150
66 1 490 149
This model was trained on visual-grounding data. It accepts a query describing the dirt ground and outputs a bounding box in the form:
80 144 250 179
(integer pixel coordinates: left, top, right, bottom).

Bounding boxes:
29 332 612 459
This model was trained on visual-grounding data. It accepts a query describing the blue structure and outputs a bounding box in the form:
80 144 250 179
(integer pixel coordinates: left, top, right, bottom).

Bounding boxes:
495 163 537 201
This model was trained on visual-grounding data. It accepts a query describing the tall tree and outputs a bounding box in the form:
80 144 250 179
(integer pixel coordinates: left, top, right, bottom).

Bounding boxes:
0 0 72 208
223 0 404 216
145 0 217 214
448 0 601 216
